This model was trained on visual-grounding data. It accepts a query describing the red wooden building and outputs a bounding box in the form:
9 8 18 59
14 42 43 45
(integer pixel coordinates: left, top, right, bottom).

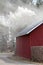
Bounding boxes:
16 21 43 61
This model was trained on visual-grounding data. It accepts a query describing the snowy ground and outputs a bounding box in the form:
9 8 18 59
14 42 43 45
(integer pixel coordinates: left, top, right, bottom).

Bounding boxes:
0 53 42 65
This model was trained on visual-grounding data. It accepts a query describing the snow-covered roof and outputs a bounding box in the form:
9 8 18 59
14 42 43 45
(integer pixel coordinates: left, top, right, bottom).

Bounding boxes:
16 20 43 37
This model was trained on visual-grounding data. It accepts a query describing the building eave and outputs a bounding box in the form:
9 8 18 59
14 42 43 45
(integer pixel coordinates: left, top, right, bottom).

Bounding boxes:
16 20 43 37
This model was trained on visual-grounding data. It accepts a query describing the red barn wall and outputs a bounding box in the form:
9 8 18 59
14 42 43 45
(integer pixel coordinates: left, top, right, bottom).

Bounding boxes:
16 34 31 58
16 24 43 60
30 24 43 61
30 24 43 46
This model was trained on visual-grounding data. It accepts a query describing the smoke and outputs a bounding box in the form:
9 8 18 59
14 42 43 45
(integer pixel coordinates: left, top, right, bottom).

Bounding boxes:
8 6 36 30
0 6 36 32
0 0 43 42
0 0 36 37
9 0 31 4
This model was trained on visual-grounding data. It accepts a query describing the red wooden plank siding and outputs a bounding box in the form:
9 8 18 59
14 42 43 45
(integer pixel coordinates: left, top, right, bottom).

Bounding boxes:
16 34 31 58
16 24 43 59
30 24 43 46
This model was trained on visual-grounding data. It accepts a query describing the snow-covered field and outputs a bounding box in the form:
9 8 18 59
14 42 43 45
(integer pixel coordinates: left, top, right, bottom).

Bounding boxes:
0 53 42 65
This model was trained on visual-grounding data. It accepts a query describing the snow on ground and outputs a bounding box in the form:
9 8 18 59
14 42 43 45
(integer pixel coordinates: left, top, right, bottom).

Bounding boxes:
0 53 42 65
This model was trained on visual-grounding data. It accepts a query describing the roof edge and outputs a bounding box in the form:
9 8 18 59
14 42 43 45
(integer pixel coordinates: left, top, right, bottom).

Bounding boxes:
16 20 43 37
26 21 43 34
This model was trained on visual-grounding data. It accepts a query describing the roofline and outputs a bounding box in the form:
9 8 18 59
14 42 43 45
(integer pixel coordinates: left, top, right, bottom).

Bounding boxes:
26 21 43 34
16 20 43 37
